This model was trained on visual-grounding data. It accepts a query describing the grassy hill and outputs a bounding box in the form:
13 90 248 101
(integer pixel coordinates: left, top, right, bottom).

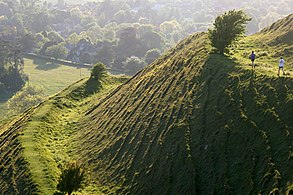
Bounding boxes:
75 14 293 194
0 76 128 194
0 14 292 194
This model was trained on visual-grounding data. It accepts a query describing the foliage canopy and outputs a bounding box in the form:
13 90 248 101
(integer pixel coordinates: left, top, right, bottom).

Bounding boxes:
208 10 251 53
90 62 107 80
0 40 25 91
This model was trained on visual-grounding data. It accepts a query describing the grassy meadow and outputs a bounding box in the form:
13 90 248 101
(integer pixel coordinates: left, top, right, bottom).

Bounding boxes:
0 58 91 124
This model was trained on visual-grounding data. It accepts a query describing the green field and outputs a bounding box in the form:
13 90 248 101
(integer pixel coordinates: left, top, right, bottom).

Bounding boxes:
0 58 91 123
23 58 91 96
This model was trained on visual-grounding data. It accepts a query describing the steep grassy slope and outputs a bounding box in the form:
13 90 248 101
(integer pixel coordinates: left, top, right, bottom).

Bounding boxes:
0 14 292 195
230 14 293 76
0 76 127 194
0 113 38 194
73 16 293 194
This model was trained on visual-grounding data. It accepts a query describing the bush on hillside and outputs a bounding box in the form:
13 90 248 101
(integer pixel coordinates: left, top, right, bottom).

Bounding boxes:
90 62 107 80
56 162 85 195
208 10 251 54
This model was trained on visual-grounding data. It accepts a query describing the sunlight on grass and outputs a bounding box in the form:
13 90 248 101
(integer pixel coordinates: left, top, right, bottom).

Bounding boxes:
17 76 127 194
230 35 292 78
24 58 91 96
0 58 91 122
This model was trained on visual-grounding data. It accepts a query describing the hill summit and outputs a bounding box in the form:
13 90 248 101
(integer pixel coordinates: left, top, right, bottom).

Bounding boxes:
77 15 293 194
0 14 292 194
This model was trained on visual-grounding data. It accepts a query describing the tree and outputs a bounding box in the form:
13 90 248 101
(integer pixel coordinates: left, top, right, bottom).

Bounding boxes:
95 44 115 66
123 56 146 75
208 10 251 54
160 20 181 35
116 27 141 57
0 40 25 91
56 162 85 195
91 62 107 80
20 33 36 52
67 32 80 48
140 31 164 52
45 43 68 59
31 11 49 32
48 31 64 43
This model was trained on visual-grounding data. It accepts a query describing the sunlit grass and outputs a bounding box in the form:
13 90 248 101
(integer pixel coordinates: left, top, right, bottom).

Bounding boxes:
23 58 91 96
230 35 292 78
17 75 127 194
0 58 91 122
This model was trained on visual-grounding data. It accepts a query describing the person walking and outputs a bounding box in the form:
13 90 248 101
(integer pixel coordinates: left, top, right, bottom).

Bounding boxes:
278 56 285 76
249 51 256 68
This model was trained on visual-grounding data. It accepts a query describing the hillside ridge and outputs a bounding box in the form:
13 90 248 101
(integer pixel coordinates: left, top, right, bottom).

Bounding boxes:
74 16 293 194
0 15 292 194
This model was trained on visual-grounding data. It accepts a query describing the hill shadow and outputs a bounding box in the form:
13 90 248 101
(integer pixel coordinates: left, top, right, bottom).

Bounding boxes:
68 77 103 101
205 53 257 84
33 58 61 71
206 53 241 70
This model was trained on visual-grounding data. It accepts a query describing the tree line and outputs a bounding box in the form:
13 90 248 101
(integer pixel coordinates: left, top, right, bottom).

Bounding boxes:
0 0 290 77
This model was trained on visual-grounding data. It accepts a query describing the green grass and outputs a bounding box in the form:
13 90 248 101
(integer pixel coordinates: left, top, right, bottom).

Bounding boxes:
0 58 91 123
0 76 129 194
0 14 292 195
68 17 292 194
229 35 293 77
17 76 128 194
23 58 91 96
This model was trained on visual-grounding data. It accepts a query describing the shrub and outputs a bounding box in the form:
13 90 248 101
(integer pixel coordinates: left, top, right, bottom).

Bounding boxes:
90 62 107 80
56 162 85 195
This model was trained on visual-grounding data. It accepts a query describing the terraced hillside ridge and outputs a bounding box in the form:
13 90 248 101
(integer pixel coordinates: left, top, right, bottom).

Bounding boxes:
0 14 292 194
0 76 128 194
0 113 38 194
76 14 293 194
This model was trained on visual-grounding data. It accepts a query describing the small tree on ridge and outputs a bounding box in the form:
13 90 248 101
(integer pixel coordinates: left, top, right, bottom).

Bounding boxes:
90 62 107 80
56 162 85 195
208 10 251 54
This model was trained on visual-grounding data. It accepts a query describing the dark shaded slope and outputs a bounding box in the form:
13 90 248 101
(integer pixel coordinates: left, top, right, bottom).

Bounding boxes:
0 113 38 195
259 14 293 45
76 30 293 193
